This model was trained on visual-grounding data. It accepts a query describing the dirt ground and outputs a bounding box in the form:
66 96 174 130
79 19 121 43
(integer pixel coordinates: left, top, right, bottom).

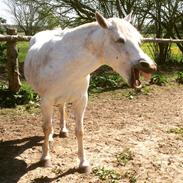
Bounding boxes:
0 84 183 183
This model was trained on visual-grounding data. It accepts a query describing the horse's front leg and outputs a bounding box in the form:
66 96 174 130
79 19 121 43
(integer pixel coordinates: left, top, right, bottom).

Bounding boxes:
40 98 54 167
73 95 90 173
59 103 69 138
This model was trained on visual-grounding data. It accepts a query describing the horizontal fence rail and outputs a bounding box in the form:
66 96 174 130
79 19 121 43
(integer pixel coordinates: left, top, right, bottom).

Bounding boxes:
0 34 183 43
0 30 183 92
142 38 183 43
0 34 31 41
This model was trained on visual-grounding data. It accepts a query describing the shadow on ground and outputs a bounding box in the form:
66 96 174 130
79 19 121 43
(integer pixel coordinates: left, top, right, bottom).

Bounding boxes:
0 136 43 183
0 135 82 183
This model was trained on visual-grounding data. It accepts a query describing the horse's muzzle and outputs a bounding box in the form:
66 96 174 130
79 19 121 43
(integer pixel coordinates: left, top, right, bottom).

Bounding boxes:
135 59 157 73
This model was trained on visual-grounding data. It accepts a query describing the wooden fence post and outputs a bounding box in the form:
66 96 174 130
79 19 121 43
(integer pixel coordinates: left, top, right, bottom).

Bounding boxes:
6 28 21 92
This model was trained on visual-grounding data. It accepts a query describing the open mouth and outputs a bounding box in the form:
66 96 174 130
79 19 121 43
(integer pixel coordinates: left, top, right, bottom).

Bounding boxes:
131 68 141 89
131 68 151 89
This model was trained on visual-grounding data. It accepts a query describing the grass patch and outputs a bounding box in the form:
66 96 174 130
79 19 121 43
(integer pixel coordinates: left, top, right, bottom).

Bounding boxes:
125 85 152 100
142 42 183 62
30 176 50 183
170 44 183 62
0 103 40 119
142 42 154 60
17 41 29 63
92 167 121 183
150 73 167 86
123 170 137 183
0 82 39 108
176 72 183 84
89 71 126 93
116 148 133 166
168 128 183 137
51 167 63 175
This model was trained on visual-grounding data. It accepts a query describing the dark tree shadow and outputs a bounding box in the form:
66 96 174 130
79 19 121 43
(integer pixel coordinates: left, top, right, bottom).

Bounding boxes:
0 135 82 183
31 168 79 183
0 136 43 183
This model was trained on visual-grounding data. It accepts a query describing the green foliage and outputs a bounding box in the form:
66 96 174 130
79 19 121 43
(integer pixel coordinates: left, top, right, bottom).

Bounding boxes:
129 176 137 183
51 167 63 175
0 21 6 66
168 128 183 137
176 72 183 84
92 167 121 183
126 86 152 100
0 43 6 66
124 171 137 183
142 43 183 64
170 44 183 63
30 176 50 183
0 83 39 108
17 41 29 63
116 148 133 166
89 71 125 92
150 73 167 86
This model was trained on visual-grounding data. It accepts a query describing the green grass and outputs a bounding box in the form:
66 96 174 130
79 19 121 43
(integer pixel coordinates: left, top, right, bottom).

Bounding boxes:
92 167 121 183
17 41 29 63
16 41 182 65
141 43 183 62
0 82 39 108
150 73 167 86
142 42 154 59
92 149 136 183
116 148 134 166
168 128 183 137
170 44 183 62
176 72 183 84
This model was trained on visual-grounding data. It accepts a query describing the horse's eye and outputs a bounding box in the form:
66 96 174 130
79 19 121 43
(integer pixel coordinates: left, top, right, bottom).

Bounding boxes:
116 38 125 44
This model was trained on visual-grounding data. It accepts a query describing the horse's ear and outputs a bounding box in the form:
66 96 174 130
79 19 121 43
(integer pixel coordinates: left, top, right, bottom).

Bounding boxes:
124 12 133 22
95 12 108 29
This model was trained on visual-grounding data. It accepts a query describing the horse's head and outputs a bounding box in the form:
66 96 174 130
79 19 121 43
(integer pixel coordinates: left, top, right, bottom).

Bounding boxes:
96 12 157 88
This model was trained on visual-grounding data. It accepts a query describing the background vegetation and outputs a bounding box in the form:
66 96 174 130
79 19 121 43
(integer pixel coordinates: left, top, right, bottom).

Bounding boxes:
0 0 183 108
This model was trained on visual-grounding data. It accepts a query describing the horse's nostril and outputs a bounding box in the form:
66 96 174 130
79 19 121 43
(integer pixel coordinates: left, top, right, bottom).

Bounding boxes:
152 64 157 71
139 61 150 69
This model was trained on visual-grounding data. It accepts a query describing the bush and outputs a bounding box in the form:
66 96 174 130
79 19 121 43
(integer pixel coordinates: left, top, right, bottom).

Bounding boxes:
0 24 6 66
150 73 167 86
0 43 7 66
0 83 39 108
89 71 125 92
176 72 183 84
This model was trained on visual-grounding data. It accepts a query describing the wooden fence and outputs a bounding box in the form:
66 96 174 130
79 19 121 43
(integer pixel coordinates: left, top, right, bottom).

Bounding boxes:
0 28 183 92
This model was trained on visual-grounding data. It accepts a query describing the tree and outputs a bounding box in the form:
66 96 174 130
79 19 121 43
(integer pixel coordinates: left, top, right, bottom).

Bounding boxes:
0 17 7 65
6 0 60 35
141 0 183 62
26 0 147 28
6 0 183 60
0 17 6 24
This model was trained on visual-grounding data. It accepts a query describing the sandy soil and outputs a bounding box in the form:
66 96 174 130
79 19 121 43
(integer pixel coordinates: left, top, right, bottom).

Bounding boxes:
0 84 183 183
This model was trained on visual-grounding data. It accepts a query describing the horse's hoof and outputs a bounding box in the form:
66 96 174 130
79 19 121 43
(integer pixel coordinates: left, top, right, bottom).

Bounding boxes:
78 165 91 173
40 159 52 167
59 131 68 138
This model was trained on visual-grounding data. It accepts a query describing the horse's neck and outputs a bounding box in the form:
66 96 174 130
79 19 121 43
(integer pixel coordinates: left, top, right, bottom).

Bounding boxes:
63 23 104 76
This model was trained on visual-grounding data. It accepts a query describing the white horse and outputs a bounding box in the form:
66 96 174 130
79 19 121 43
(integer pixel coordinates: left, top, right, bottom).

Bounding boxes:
24 12 157 172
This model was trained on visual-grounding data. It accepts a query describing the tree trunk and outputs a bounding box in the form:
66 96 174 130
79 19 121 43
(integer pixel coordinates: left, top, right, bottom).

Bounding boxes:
6 28 21 92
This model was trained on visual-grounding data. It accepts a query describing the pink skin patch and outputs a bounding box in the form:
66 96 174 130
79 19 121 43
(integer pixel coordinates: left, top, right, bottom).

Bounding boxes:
140 71 152 81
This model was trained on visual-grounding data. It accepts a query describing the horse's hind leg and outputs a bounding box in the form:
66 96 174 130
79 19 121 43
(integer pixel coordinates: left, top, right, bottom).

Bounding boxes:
59 103 69 138
40 98 54 167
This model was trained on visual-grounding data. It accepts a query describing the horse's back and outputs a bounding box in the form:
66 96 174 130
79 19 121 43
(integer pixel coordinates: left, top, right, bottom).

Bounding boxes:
24 28 90 100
